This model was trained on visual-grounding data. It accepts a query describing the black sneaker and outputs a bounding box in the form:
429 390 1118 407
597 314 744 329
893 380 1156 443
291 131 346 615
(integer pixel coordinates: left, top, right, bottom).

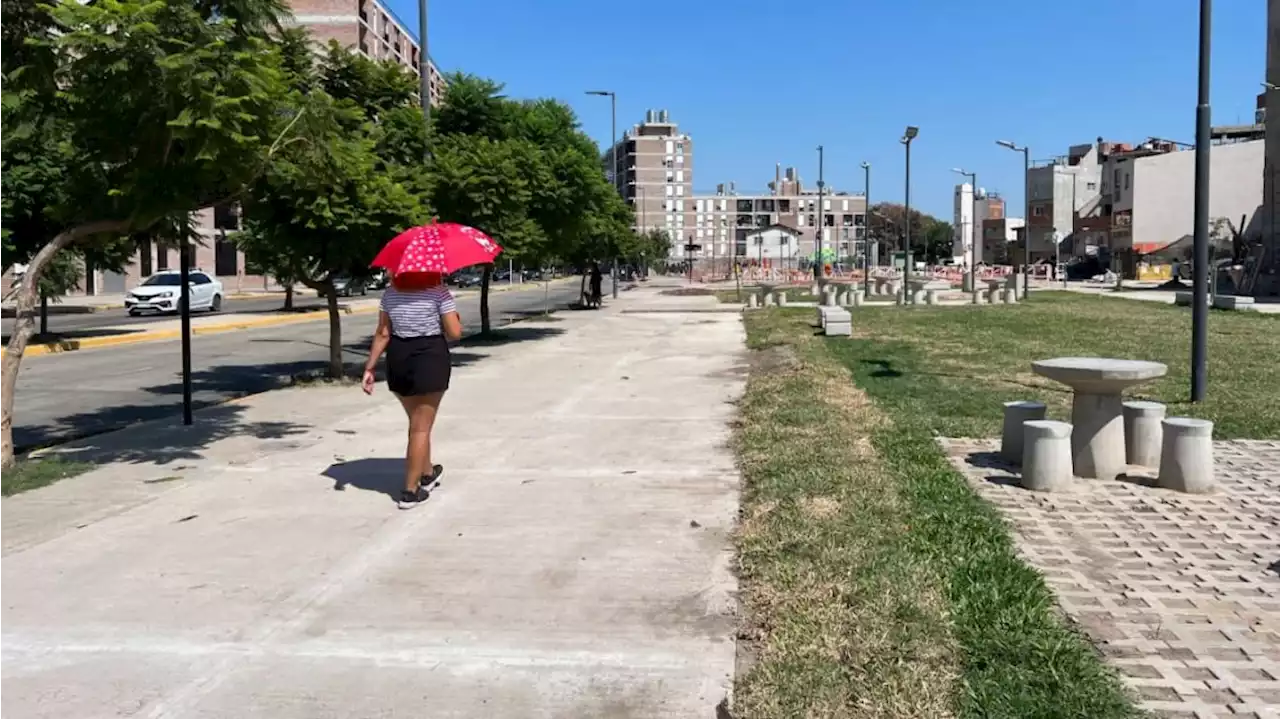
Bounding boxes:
397 486 429 510
420 464 444 490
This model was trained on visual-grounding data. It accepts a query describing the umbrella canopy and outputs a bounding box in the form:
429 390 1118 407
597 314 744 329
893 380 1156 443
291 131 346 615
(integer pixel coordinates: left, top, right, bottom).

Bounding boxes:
372 222 502 278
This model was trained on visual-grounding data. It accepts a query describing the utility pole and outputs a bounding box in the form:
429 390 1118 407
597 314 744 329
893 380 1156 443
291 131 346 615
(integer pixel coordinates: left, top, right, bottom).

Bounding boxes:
586 90 619 298
861 162 872 299
1191 0 1212 402
815 145 825 285
417 0 430 160
902 127 919 300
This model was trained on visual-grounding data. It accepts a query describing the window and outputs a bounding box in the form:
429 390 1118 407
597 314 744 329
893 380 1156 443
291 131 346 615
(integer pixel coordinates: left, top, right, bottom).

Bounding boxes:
666 172 674 182
1114 170 1121 192
696 229 704 238
1124 173 1130 190
824 214 835 227
676 186 684 197
676 200 684 211
807 214 816 227
676 170 684 182
1033 206 1045 217
1087 182 1098 191
666 185 674 197
156 246 169 271
676 155 684 165
823 200 831 211
697 213 704 224
214 204 240 231
665 159 673 168
676 141 684 153
665 140 674 154
696 199 704 212
191 272 213 285
797 214 806 227
842 199 849 211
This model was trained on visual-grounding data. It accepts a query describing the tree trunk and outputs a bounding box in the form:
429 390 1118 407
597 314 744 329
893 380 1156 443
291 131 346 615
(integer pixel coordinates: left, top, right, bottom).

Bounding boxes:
2 220 127 468
479 264 493 335
283 283 294 311
324 284 343 379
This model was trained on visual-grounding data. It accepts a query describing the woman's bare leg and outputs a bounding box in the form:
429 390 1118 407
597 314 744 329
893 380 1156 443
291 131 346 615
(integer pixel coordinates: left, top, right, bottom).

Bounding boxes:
397 393 444 493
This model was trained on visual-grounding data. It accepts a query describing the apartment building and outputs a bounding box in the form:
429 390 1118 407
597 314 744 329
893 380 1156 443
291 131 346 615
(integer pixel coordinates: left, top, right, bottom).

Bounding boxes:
1095 131 1263 265
1026 143 1103 262
952 184 1005 264
690 167 867 264
74 0 443 295
619 110 695 248
981 217 1024 265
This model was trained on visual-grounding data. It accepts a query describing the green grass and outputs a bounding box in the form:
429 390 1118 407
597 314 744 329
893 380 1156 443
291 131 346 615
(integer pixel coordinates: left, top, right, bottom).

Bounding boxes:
3 456 93 496
732 303 1143 718
840 291 1280 439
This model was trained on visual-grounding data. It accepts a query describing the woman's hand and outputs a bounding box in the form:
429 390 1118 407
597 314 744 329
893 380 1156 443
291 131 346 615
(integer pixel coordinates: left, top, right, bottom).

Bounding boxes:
361 367 376 395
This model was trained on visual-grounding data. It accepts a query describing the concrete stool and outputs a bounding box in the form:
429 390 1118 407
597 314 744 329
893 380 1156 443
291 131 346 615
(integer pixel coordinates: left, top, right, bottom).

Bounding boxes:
851 292 864 307
971 290 983 305
1123 400 1166 468
1003 288 1018 304
888 281 902 297
837 291 850 306
1001 400 1048 464
777 292 789 307
822 291 837 307
987 288 1003 304
926 289 941 305
1158 417 1215 493
1021 420 1074 492
746 294 759 309
810 282 820 296
895 291 906 306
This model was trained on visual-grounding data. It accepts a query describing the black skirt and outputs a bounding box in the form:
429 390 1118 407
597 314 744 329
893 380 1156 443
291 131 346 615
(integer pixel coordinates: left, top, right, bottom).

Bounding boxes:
386 335 451 396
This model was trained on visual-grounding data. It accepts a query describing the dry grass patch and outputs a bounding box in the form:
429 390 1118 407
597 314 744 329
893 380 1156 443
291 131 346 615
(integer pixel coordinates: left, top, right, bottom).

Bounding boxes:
732 313 960 718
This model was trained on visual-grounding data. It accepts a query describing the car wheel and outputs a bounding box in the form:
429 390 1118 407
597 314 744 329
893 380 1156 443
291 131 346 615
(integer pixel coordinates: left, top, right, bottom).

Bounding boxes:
128 309 140 317
209 294 222 313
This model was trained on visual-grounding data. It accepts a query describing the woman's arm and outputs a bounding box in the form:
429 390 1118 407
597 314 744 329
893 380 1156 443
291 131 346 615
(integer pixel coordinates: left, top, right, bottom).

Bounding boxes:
362 311 392 394
438 287 462 342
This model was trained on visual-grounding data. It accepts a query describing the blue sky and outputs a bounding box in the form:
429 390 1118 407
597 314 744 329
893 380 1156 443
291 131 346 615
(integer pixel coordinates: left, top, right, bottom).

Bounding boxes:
391 0 1266 220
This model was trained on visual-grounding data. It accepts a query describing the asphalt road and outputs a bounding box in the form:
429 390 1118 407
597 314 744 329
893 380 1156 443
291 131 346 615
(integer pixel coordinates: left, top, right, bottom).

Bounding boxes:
11 281 584 451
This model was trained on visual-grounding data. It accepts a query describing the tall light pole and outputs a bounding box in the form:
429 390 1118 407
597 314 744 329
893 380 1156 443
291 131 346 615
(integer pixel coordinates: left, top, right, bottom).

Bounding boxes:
952 167 978 296
586 90 619 298
996 139 1031 299
1190 0 1212 402
417 0 430 159
815 145 826 285
902 126 919 299
861 161 872 299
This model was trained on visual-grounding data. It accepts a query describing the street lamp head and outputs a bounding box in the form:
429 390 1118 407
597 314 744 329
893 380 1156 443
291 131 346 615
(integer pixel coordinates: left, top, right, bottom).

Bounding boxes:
585 90 612 97
1262 81 1280 91
861 161 870 169
951 167 967 175
996 139 1019 151
903 126 919 140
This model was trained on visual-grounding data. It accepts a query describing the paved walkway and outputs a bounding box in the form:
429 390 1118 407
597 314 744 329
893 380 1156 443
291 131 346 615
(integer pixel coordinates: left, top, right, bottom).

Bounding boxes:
942 438 1280 718
2 285 746 718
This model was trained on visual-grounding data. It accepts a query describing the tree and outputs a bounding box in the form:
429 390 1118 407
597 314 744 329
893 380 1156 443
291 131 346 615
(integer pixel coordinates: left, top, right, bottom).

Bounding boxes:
0 0 292 467
239 44 424 378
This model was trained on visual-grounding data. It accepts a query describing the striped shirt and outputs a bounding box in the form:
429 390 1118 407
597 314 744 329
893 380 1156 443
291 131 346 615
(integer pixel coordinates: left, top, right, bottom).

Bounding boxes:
380 285 457 338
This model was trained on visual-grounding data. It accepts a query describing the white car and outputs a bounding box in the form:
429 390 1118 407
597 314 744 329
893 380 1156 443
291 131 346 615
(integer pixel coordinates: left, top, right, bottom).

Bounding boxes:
125 270 224 316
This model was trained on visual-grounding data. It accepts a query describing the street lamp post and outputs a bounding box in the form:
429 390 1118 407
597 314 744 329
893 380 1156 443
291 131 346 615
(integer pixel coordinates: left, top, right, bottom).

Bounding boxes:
901 126 918 300
996 139 1031 299
861 161 872 299
815 145 825 285
952 167 978 296
1191 0 1212 402
417 0 430 159
586 90 619 298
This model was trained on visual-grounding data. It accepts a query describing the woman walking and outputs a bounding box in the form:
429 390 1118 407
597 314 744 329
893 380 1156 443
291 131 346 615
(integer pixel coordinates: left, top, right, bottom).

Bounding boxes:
362 273 463 509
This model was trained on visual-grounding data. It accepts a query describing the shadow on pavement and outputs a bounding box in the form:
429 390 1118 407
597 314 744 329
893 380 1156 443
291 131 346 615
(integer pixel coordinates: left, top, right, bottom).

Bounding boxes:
43 402 311 467
16 320 567 461
1 327 146 345
325 457 411 503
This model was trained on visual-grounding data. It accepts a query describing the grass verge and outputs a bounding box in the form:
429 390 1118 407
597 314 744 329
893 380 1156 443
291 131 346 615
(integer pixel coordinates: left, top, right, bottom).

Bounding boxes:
733 307 1139 718
3 456 94 496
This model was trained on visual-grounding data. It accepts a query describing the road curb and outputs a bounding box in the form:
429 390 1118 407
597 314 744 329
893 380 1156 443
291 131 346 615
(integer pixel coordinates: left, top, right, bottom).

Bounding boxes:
4 304 381 358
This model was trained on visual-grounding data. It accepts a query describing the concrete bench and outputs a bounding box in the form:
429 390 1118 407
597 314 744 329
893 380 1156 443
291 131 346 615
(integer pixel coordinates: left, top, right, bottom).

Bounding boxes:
1022 420 1074 492
822 307 852 336
1158 417 1214 493
1212 295 1255 311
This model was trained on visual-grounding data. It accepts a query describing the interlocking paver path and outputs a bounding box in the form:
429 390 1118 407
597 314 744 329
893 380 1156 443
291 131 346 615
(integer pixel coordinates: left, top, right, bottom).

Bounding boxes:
941 438 1280 719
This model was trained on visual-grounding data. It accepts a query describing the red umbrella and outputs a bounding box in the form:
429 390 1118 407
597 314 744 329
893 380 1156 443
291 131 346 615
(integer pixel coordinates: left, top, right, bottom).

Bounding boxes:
372 221 503 278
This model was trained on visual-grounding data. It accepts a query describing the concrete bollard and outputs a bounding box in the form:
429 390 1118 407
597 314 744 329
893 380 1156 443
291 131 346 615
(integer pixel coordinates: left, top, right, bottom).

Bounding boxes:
1004 288 1018 304
987 288 1003 304
1123 400 1166 468
1021 420 1074 492
1158 417 1215 493
926 289 941 305
1001 400 1048 464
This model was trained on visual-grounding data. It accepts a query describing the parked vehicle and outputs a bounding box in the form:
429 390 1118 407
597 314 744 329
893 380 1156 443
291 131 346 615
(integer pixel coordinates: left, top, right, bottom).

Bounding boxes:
448 270 483 288
125 270 224 316
367 269 390 290
331 274 369 297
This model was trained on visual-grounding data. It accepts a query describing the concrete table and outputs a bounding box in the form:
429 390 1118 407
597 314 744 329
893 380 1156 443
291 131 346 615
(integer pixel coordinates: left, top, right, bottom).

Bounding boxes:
1031 357 1168 480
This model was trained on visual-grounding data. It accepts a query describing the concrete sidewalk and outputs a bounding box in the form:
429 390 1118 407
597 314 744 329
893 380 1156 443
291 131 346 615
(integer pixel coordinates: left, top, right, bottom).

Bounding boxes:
1 284 746 717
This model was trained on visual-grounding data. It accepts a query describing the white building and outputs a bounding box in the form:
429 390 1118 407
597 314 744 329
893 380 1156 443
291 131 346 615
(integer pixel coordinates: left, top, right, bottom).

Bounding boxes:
952 184 1004 265
743 225 803 262
1099 133 1263 257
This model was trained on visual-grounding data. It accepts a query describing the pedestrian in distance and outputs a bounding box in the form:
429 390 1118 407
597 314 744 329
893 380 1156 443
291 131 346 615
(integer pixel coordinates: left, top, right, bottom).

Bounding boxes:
589 262 603 309
362 271 463 509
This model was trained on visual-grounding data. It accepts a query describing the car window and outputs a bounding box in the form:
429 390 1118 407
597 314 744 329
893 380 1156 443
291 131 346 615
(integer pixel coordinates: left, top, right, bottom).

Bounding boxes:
191 273 212 285
142 274 183 286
